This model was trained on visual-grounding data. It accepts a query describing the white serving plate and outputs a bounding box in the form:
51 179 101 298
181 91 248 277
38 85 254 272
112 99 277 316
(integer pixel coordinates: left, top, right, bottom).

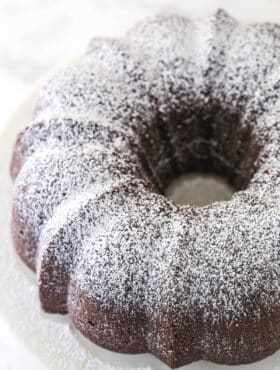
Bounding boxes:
2 5 280 367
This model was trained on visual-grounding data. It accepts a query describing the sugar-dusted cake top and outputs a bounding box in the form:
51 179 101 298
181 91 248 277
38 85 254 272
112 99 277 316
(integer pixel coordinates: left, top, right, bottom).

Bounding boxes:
11 9 280 367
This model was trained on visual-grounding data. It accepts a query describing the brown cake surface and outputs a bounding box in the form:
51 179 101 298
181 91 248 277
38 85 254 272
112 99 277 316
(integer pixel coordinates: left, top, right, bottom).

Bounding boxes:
10 9 280 368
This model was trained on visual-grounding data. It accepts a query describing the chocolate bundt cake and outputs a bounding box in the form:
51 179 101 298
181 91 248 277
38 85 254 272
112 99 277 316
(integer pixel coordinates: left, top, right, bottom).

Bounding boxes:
10 9 280 368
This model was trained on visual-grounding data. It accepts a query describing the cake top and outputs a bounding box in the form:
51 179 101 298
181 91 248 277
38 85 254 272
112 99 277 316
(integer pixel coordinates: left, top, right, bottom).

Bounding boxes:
12 9 280 324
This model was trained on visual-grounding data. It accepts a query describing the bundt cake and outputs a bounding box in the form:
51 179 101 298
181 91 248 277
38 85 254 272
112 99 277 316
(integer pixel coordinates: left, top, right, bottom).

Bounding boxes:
10 9 280 368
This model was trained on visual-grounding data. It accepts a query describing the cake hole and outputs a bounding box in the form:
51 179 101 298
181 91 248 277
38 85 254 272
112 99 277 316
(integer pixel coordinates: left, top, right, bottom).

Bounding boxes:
165 172 234 207
142 97 261 194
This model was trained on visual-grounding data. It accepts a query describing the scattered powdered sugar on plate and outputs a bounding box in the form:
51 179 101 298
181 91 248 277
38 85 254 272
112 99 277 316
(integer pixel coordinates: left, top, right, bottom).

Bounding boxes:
165 173 233 206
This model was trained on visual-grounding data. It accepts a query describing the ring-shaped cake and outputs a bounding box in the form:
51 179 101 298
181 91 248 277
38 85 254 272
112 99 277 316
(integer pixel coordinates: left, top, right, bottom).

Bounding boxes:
10 9 280 368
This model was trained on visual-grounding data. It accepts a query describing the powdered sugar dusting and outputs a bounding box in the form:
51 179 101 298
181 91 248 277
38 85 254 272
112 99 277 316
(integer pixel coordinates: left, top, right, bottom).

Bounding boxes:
10 9 280 366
